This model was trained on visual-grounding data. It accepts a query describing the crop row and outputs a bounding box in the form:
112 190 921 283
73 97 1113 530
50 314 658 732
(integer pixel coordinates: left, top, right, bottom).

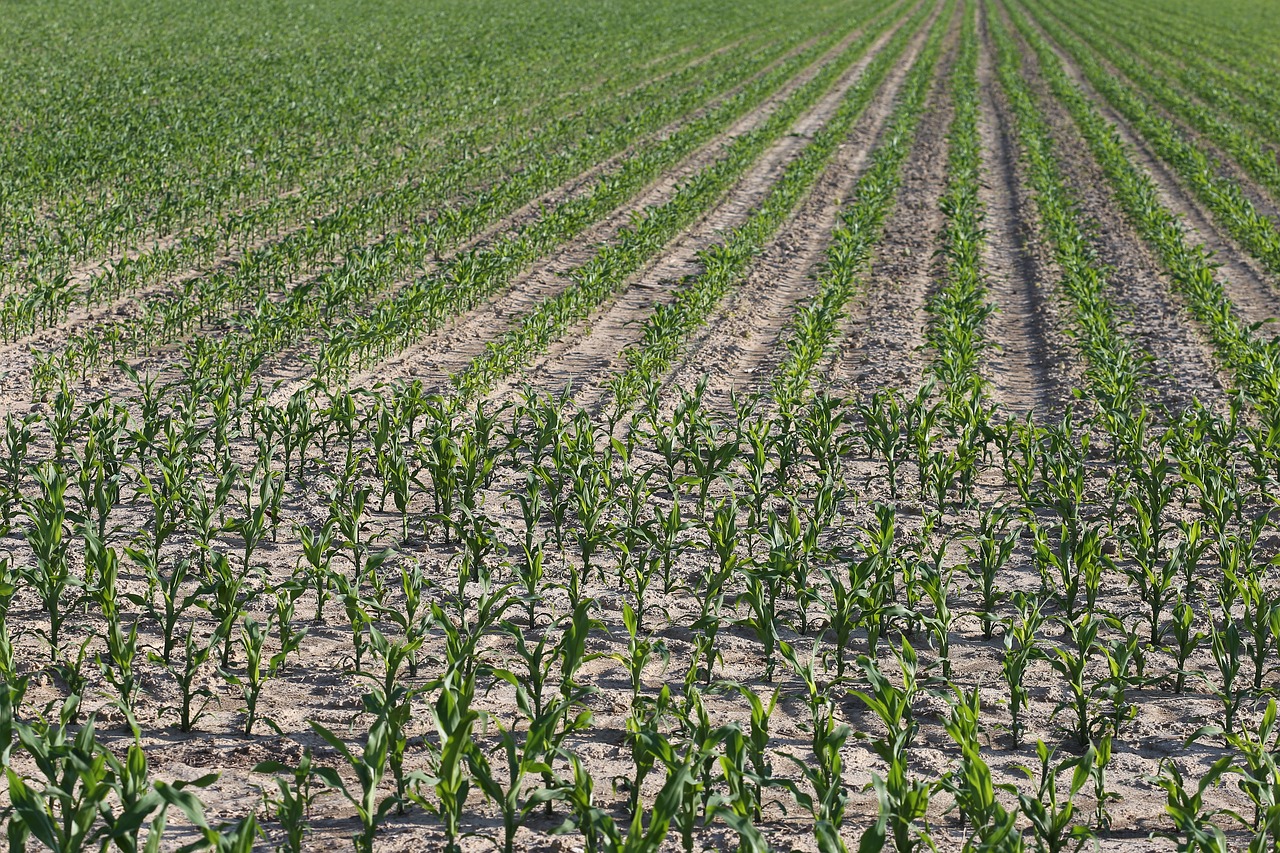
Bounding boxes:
1041 0 1280 209
449 3 919 399
0 0 829 290
6 2 1280 851
602 0 949 413
769 3 956 409
991 3 1148 441
1003 1 1280 426
29 8 889 393
1017 1 1280 283
318 0 908 386
925 10 989 411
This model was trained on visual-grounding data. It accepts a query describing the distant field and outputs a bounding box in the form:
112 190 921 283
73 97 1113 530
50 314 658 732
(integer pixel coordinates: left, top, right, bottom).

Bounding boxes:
4 0 1280 850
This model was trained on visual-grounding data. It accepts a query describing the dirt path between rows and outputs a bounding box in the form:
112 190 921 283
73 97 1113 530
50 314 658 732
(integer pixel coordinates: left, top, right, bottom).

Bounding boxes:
974 6 1072 421
821 38 954 398
1002 5 1232 418
1014 2 1280 335
475 2 936 409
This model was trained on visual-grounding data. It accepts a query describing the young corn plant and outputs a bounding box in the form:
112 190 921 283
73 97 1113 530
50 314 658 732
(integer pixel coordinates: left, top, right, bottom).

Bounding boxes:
1169 597 1206 695
221 614 305 736
1207 618 1247 736
736 561 783 681
361 626 422 808
204 551 257 669
1150 758 1232 853
779 643 851 852
1005 741 1095 853
411 671 480 853
84 534 140 723
21 463 77 661
962 507 1020 639
253 749 322 853
855 639 932 853
722 683 777 825
297 521 337 622
1190 698 1280 848
311 717 395 853
1048 614 1111 747
153 623 216 733
1002 592 1045 748
941 687 1020 850
468 716 562 853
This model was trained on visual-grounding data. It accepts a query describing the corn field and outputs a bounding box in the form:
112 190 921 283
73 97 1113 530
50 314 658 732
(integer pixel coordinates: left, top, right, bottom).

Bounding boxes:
3 0 1280 849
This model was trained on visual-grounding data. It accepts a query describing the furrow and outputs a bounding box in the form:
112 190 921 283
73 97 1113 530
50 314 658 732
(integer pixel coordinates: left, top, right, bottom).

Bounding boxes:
341 5 910 399
974 8 1071 420
822 51 954 397
998 5 1230 416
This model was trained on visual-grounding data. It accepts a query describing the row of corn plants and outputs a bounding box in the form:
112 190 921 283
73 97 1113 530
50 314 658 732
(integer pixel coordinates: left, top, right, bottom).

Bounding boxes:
1036 0 1280 210
602 0 949 414
1002 0 1280 425
924 8 989 411
7 2 1280 851
448 3 923 398
0 0 841 302
1014 0 1280 282
6 326 1280 850
990 0 1150 439
28 18 874 384
312 0 908 383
